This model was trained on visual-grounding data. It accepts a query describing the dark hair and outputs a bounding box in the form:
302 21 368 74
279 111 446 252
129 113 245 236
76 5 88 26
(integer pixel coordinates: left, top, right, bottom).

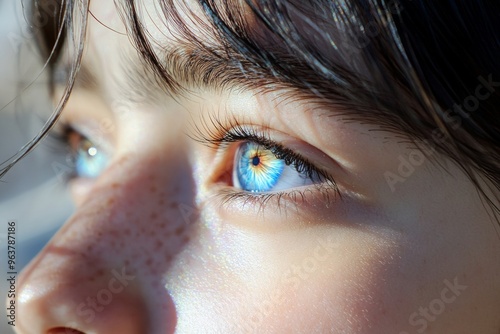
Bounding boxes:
7 0 500 220
0 0 86 177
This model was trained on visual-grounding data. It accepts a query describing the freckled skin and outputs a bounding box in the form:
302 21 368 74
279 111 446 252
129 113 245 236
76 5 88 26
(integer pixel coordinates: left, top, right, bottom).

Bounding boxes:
17 148 195 332
10 0 500 333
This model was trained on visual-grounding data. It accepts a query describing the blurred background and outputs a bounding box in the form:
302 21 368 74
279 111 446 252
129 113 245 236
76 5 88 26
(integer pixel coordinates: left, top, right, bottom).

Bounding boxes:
0 0 74 332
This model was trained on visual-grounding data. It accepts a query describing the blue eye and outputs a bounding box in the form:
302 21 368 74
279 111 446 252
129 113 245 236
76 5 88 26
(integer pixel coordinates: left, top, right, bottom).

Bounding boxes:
234 142 285 192
74 137 108 179
233 142 318 193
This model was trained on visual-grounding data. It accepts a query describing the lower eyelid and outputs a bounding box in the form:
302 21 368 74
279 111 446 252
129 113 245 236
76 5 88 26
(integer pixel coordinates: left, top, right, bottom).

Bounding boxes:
216 179 339 204
205 184 341 231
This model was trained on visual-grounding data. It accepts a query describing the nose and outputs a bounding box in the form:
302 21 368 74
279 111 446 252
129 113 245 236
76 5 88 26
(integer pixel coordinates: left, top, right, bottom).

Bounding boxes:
14 148 196 333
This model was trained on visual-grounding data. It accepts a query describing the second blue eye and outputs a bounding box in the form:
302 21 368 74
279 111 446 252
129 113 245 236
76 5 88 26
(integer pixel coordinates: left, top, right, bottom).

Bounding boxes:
74 137 108 179
234 142 285 192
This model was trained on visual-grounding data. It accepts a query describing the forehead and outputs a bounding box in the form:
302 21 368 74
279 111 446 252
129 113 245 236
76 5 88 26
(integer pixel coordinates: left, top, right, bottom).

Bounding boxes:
87 0 250 59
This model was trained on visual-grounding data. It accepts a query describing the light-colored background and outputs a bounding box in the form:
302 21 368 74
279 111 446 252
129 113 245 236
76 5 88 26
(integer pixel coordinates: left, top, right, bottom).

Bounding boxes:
0 0 74 332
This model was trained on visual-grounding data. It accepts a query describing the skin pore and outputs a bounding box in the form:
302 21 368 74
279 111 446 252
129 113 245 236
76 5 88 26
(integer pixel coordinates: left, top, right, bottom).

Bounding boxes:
10 0 500 333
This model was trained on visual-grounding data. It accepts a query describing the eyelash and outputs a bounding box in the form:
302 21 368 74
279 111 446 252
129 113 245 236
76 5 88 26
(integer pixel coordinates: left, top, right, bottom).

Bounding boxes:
193 114 340 204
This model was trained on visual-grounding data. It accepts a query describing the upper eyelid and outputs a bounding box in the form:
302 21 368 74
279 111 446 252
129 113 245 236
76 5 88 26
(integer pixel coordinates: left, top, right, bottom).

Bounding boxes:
193 111 323 156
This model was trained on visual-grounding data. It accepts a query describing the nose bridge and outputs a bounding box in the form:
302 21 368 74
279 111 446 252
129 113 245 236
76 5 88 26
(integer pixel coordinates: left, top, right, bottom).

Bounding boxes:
62 146 197 274
15 145 196 333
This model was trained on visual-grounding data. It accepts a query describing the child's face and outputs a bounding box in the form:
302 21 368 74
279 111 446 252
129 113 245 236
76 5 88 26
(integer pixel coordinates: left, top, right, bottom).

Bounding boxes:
13 1 500 333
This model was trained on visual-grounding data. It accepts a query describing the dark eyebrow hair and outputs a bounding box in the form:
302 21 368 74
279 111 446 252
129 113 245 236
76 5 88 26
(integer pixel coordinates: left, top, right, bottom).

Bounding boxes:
115 39 345 108
115 52 168 105
122 1 419 123
69 52 165 105
69 62 99 91
157 44 303 94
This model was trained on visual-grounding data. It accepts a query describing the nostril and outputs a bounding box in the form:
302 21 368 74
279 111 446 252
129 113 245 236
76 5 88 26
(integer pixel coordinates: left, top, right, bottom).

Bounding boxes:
47 328 85 334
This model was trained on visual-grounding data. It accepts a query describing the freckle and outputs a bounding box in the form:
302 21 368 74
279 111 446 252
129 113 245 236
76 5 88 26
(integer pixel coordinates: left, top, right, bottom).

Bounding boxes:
112 183 120 189
107 198 115 206
124 260 130 266
146 258 153 266
170 202 178 209
158 222 166 229
150 212 158 220
155 240 163 249
97 269 104 277
124 229 131 236
150 185 157 193
182 236 190 243
166 255 172 262
87 245 93 252
158 199 165 206
174 225 185 236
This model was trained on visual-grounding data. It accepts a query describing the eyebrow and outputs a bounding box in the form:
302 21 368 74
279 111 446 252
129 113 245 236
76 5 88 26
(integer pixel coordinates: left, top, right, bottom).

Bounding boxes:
70 31 413 148
108 0 308 98
71 63 100 91
71 25 397 137
72 6 394 130
67 54 163 108
74 44 286 107
123 44 362 121
72 3 365 109
131 43 292 97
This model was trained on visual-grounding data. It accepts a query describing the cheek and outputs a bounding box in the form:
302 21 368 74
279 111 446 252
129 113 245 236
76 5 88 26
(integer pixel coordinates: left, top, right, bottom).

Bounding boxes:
168 214 409 333
268 232 407 333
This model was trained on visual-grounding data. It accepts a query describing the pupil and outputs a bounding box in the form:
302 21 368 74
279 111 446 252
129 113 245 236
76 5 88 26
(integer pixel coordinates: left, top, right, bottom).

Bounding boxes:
251 156 260 166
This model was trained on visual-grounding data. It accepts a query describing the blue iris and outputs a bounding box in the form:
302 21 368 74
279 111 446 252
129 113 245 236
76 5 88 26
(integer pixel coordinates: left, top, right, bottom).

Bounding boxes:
75 140 108 178
235 142 285 192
